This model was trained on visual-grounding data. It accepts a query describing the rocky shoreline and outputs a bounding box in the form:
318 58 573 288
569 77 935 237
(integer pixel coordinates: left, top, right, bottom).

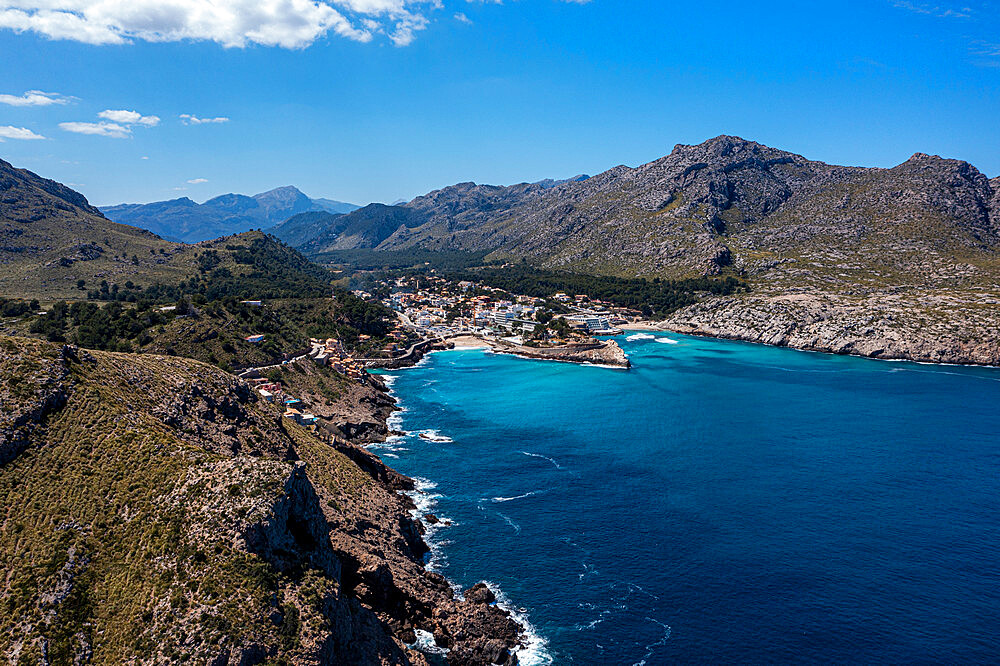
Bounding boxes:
316 373 528 665
660 293 1000 366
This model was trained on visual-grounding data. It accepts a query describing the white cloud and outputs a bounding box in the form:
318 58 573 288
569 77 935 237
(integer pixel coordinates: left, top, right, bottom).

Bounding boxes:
0 0 447 48
60 108 160 138
141 155 149 159
187 177 208 184
0 90 69 106
454 12 471 24
99 109 160 126
180 113 230 125
59 120 131 138
0 125 46 140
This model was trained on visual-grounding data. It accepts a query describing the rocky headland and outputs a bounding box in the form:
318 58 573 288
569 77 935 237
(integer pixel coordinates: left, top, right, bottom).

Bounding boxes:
0 336 524 665
482 337 631 368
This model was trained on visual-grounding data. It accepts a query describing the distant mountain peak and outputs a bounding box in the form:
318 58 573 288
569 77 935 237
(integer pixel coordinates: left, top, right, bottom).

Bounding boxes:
100 186 359 243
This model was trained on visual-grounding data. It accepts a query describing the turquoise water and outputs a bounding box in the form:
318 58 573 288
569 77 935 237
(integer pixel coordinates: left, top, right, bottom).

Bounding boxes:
373 333 1000 664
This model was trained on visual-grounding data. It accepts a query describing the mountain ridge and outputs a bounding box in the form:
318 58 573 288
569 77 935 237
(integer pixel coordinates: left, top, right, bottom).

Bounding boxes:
291 135 1000 290
101 186 359 243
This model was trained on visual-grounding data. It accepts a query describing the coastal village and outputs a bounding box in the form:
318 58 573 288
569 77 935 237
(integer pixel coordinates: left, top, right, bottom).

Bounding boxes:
236 275 646 431
369 275 641 343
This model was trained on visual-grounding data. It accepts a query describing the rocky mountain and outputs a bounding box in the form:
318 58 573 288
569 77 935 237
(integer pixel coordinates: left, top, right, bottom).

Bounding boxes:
101 186 358 243
276 204 427 253
0 153 357 300
0 336 521 664
297 136 1000 291
270 210 344 248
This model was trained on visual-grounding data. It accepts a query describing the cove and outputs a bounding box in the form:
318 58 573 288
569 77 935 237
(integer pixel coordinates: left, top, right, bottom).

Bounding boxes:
372 332 1000 664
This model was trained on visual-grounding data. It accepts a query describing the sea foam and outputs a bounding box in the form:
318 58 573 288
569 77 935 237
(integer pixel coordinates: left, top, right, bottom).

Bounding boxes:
418 429 454 443
483 582 554 666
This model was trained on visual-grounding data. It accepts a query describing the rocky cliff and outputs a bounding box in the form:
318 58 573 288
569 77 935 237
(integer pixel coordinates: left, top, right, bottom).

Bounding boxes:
0 336 522 665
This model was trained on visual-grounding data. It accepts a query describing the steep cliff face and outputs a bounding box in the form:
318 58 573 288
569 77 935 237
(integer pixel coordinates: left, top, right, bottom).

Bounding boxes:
0 337 521 665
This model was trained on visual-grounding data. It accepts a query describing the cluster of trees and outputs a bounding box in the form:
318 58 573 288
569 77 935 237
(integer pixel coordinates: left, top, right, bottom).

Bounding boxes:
0 298 39 318
27 290 392 363
444 265 749 317
313 249 493 272
29 300 177 350
89 236 338 304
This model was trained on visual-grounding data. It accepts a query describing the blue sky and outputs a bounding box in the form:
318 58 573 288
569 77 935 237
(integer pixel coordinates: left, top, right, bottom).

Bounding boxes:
0 0 998 206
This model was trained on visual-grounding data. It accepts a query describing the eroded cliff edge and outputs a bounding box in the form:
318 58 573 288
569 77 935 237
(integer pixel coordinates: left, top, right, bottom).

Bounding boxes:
0 336 522 665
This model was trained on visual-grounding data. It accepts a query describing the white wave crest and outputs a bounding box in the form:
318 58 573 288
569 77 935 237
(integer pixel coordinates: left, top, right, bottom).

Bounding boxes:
626 333 656 341
411 628 450 656
418 429 454 443
655 337 679 344
484 582 553 666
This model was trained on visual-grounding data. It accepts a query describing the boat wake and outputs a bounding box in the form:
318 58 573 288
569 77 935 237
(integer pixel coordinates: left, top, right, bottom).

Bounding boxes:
491 490 542 503
497 512 522 535
655 337 679 344
520 451 565 470
626 333 656 341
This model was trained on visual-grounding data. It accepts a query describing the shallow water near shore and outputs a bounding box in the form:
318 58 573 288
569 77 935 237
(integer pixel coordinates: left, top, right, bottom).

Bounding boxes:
373 333 1000 664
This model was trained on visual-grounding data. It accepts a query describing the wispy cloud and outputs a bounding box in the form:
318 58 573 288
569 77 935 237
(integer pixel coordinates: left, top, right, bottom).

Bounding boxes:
0 0 449 48
180 114 230 125
892 1 973 18
0 125 46 141
454 12 472 24
187 178 209 184
970 41 1000 67
0 90 69 106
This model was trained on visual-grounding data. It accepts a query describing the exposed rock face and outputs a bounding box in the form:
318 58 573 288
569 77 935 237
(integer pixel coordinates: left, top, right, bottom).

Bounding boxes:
291 136 1000 365
0 336 524 665
0 339 71 465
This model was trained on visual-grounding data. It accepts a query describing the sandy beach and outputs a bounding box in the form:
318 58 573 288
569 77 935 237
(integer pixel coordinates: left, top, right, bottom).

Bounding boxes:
449 335 492 349
620 321 664 331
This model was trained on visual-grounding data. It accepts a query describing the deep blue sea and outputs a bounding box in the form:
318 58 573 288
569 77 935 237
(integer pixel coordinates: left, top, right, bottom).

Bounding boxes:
371 332 1000 664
